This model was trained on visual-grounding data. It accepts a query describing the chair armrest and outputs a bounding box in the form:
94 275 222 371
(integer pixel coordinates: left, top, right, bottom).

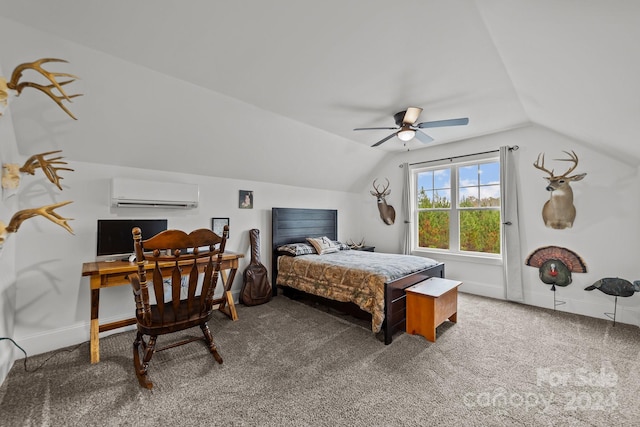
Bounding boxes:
128 273 151 324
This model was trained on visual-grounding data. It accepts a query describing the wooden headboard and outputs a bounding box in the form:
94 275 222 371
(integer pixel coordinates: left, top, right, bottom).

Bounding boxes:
271 207 338 294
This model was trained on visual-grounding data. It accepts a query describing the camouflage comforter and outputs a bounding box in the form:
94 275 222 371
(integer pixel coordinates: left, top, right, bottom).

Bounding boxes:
276 250 438 333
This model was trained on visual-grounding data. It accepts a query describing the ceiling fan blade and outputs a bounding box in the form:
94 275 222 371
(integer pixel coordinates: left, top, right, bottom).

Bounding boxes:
414 130 434 144
403 107 423 125
417 117 469 129
371 132 398 147
354 126 399 131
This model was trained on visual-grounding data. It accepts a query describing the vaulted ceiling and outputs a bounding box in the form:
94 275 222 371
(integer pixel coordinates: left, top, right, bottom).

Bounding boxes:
1 1 639 192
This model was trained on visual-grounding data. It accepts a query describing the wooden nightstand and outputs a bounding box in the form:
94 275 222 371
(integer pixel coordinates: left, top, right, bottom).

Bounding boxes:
352 246 375 252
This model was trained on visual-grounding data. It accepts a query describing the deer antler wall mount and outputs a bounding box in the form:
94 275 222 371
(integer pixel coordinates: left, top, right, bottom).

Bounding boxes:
0 58 82 120
0 150 75 247
0 201 74 246
346 238 365 249
2 150 74 193
0 58 79 251
1 163 20 191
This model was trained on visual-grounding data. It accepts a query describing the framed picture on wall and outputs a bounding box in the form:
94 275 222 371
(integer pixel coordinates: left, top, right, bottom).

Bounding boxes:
239 190 253 209
212 217 230 238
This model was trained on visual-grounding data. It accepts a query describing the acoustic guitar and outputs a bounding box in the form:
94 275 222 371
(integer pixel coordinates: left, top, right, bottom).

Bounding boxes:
241 228 272 306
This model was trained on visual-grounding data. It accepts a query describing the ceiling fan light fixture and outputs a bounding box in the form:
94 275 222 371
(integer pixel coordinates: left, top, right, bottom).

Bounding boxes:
397 127 415 142
355 107 469 148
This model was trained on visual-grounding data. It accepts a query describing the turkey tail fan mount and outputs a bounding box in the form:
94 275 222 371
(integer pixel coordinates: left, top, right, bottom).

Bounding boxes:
353 107 469 147
525 246 588 273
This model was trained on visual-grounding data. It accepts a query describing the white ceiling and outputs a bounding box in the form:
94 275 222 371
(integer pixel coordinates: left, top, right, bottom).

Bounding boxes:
1 0 639 191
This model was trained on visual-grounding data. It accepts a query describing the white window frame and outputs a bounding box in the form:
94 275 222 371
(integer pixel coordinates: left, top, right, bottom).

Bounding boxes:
410 153 502 264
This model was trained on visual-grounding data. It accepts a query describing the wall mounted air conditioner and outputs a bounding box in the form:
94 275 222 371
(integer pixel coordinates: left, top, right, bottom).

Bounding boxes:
111 177 199 209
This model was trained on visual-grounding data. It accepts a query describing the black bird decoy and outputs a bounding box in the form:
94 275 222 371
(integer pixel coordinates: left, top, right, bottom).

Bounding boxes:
584 278 640 297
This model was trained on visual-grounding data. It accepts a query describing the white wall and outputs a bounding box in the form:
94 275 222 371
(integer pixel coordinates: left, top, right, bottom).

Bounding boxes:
0 16 384 194
361 125 640 326
0 64 20 384
10 160 362 357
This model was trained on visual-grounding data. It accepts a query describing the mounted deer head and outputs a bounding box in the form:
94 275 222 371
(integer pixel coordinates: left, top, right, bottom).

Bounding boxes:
533 150 587 229
0 58 81 120
370 178 396 225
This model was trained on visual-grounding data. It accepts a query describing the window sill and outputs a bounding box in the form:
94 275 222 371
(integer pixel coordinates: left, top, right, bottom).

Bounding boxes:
412 249 503 266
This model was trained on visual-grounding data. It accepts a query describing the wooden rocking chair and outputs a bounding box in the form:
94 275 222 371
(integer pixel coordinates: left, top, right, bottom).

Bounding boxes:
128 225 228 389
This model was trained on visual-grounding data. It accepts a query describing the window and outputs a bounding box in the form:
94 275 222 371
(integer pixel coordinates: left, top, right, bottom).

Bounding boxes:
413 156 501 257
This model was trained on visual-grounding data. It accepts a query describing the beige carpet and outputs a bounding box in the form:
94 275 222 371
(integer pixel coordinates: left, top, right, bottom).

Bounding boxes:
1 293 639 426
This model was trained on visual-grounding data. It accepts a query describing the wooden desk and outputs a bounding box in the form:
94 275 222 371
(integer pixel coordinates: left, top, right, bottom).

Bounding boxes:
82 252 244 364
405 277 462 342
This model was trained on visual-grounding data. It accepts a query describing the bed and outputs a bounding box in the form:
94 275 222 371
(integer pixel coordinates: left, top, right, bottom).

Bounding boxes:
271 207 445 344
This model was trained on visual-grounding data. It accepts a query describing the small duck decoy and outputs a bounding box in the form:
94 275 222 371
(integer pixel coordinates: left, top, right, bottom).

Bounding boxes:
584 278 640 297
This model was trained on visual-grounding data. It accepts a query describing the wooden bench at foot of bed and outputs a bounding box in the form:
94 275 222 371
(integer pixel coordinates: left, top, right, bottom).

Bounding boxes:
406 276 462 342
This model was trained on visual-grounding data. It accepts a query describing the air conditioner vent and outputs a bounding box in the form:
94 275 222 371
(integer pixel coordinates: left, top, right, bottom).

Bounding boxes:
110 178 199 209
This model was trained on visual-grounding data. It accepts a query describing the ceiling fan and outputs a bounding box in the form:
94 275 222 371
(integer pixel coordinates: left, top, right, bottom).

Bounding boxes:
354 107 469 147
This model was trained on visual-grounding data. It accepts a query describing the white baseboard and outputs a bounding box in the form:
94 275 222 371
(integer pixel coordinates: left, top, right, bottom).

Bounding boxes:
461 284 639 327
459 280 505 300
525 290 640 326
15 290 242 358
14 316 133 359
0 339 15 385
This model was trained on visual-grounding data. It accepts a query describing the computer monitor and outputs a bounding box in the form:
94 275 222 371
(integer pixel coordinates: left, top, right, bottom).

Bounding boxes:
96 219 168 261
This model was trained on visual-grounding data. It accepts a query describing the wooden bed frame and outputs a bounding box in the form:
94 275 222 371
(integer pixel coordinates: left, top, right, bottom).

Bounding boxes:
271 207 445 344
